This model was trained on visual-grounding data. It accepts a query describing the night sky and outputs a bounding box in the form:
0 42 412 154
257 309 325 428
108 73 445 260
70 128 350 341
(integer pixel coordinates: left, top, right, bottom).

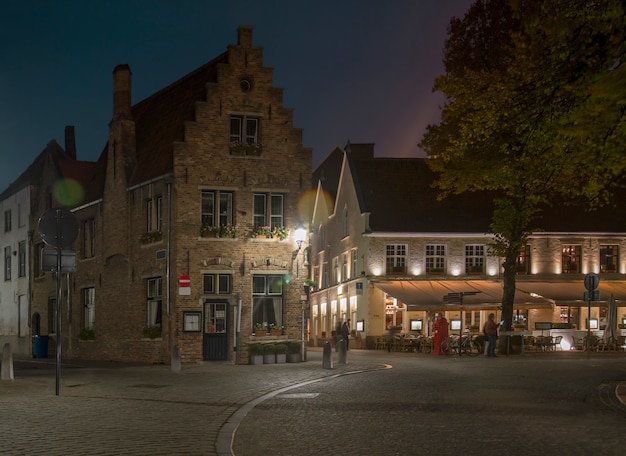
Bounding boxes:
0 0 474 191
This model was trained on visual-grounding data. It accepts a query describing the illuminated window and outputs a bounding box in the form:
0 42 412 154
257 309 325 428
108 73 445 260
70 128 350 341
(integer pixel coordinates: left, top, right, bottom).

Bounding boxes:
599 245 618 273
426 244 446 274
562 245 581 273
465 244 484 274
517 245 531 274
386 244 407 275
252 275 283 329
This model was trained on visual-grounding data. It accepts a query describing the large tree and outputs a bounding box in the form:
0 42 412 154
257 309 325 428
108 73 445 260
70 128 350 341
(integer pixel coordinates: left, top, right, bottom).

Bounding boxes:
419 0 626 337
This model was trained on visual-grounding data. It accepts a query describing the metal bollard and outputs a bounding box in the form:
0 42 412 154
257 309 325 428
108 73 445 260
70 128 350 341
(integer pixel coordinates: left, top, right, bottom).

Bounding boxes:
322 341 333 369
171 344 182 372
1 343 14 381
338 339 347 364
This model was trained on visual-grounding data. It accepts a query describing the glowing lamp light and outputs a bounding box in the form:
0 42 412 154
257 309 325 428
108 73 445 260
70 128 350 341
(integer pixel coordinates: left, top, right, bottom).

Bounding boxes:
294 224 307 250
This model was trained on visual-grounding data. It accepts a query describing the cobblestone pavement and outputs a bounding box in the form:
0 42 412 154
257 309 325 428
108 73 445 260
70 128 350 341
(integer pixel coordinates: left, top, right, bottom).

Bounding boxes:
1 349 625 455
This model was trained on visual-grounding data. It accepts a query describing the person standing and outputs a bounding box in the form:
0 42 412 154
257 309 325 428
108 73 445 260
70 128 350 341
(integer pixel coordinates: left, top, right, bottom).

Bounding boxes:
340 321 350 350
483 313 499 357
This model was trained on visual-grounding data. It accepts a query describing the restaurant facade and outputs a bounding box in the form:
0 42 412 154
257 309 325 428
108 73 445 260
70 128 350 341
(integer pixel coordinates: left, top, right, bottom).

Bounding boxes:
308 144 626 351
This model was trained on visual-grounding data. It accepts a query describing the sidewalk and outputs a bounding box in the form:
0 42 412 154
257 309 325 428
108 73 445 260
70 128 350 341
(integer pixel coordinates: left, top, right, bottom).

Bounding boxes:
2 348 625 455
1 348 384 456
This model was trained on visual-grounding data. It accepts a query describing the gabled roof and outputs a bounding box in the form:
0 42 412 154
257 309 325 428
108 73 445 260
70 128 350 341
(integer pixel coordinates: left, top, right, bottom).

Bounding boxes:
324 145 626 234
128 52 228 186
349 155 496 233
0 140 69 200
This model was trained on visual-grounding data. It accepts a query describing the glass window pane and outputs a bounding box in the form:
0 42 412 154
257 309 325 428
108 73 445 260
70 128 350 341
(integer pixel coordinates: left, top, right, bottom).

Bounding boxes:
230 116 242 142
201 191 215 226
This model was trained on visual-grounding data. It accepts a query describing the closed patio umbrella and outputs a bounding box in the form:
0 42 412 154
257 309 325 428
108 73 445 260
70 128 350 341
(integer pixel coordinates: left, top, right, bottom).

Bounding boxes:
605 293 618 346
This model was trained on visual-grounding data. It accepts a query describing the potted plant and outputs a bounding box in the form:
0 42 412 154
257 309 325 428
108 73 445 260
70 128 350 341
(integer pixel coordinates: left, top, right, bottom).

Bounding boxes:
287 341 301 363
468 265 484 274
274 343 288 363
271 226 289 240
200 223 219 237
513 323 526 332
141 230 162 244
262 344 276 364
219 224 238 238
78 328 95 341
618 323 626 329
304 278 318 293
254 322 267 336
142 326 162 339
321 331 326 338
229 140 263 156
252 226 271 238
270 323 284 336
249 343 264 365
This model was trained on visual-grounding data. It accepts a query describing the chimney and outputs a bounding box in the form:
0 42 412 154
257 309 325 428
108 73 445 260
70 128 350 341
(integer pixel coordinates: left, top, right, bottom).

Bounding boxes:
237 26 253 47
64 125 76 160
112 64 132 120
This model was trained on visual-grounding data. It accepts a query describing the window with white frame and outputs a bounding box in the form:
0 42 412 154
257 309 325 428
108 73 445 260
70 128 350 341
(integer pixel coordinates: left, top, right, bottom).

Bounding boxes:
18 241 26 277
146 196 162 233
252 275 283 329
203 273 232 294
343 206 349 238
146 277 162 327
322 262 329 289
342 253 348 282
230 115 259 145
599 245 619 273
465 245 485 274
351 248 358 279
201 190 233 228
426 244 446 273
253 193 283 230
386 244 407 275
83 287 95 330
562 245 581 274
332 257 339 284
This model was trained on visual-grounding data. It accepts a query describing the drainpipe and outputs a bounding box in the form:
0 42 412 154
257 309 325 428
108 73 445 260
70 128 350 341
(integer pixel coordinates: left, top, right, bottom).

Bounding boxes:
166 176 172 364
235 293 242 364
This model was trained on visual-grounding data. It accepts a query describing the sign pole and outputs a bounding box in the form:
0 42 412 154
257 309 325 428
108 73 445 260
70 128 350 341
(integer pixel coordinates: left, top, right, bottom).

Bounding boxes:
584 273 600 358
55 209 63 396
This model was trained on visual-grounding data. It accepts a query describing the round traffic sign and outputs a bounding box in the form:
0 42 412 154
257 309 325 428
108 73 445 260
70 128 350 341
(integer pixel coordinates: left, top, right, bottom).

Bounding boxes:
179 275 191 287
38 208 79 248
584 273 600 291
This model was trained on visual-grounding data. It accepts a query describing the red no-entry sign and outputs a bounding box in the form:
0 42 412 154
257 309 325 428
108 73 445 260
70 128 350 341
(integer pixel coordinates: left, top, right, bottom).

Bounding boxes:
179 275 191 287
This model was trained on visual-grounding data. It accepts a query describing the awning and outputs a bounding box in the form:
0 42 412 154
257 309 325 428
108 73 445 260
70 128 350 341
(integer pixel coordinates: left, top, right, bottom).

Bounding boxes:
372 279 626 311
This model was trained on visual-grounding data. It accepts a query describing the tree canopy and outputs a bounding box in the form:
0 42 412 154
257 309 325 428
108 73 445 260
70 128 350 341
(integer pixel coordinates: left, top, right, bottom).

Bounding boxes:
419 0 626 330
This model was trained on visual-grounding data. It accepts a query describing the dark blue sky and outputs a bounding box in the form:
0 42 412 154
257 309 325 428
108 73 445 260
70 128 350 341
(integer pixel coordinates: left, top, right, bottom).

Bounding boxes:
0 0 474 191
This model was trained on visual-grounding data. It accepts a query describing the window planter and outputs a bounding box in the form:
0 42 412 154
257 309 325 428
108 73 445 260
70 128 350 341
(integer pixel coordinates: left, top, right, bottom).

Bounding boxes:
141 231 162 244
388 266 406 275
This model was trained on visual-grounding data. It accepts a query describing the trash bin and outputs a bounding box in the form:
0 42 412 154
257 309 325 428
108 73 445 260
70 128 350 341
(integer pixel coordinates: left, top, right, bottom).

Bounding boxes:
32 335 49 358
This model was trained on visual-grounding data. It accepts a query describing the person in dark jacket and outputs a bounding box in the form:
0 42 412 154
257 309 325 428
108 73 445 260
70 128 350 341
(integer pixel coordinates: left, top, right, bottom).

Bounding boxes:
340 321 351 350
483 313 499 357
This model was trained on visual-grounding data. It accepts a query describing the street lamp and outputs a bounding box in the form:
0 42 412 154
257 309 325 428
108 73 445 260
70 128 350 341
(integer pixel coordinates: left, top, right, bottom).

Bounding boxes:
294 224 307 250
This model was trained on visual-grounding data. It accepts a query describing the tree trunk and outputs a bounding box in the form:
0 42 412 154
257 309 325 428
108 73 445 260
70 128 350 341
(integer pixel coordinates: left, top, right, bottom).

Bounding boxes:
498 249 518 353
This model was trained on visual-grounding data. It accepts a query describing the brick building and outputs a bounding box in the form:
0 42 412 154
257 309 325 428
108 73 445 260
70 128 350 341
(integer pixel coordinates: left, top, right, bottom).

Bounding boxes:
29 27 311 364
